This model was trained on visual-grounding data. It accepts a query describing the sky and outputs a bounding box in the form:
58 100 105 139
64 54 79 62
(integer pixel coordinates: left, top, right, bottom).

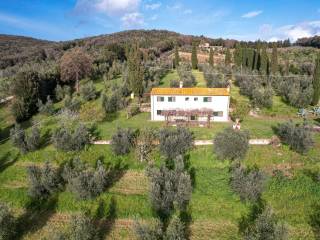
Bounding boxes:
0 0 320 42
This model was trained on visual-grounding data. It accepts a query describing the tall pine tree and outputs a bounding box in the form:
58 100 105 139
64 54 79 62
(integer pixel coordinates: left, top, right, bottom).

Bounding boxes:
209 47 214 67
260 46 269 75
312 54 320 106
126 43 144 98
271 43 278 74
174 43 180 68
225 48 232 66
191 42 198 69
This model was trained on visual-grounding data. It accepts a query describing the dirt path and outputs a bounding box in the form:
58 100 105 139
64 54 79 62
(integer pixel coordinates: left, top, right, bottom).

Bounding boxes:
93 139 272 146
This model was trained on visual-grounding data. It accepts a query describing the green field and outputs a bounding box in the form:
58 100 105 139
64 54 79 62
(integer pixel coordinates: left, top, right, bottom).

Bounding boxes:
0 70 320 239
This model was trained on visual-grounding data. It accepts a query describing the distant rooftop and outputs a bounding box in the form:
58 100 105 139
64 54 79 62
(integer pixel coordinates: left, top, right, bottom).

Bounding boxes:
150 88 230 96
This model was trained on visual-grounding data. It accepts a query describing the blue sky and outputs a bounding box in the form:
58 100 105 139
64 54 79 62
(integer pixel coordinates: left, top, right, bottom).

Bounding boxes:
0 0 320 42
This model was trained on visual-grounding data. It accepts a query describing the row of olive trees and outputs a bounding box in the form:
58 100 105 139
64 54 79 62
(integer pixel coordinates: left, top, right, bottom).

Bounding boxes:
135 127 194 240
213 128 288 239
235 73 273 108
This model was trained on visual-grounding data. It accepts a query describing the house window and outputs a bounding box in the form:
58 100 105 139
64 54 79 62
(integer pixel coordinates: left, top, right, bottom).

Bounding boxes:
157 110 162 116
185 97 189 101
191 115 197 121
213 111 223 117
168 96 176 102
203 97 212 102
194 97 198 101
157 96 165 102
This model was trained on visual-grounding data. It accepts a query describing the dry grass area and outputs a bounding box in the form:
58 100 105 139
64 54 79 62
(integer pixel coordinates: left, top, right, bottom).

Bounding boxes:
169 51 225 64
109 170 148 195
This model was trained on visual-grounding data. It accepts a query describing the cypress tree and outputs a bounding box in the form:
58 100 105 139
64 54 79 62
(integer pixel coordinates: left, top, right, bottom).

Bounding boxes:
253 47 260 71
234 44 242 67
247 48 254 70
126 43 144 98
225 48 232 66
271 43 278 74
312 54 320 106
174 43 180 68
209 47 214 67
191 42 198 69
260 46 269 75
242 47 248 68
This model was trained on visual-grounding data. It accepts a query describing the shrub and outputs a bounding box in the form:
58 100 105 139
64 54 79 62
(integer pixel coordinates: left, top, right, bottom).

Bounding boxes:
230 163 266 202
11 69 39 122
67 214 98 240
241 205 288 240
10 124 41 153
63 95 81 112
203 66 229 88
146 157 192 218
177 64 196 87
110 128 137 155
135 217 186 240
231 102 250 122
79 102 104 123
158 127 194 160
27 161 61 200
52 123 90 152
214 128 249 160
55 84 71 101
170 79 180 88
0 202 16 240
80 80 97 101
165 217 186 240
277 121 314 154
25 125 41 152
127 104 140 118
37 96 54 115
62 158 109 200
235 74 273 108
10 124 28 153
135 128 157 162
135 220 163 240
101 92 121 114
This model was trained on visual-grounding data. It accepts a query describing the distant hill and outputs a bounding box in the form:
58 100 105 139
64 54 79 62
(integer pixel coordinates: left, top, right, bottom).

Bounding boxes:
0 30 224 72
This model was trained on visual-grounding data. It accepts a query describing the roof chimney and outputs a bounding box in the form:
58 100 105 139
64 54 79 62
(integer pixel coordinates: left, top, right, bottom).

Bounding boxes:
179 81 183 88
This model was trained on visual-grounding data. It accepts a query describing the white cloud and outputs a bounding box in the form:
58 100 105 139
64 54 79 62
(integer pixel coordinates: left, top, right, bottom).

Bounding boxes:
167 3 182 10
257 21 320 42
121 12 144 28
183 9 192 14
75 0 141 16
242 10 263 18
150 14 158 21
145 2 161 10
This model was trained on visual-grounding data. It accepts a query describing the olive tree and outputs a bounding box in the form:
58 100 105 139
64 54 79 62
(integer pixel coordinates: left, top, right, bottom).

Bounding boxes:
158 127 194 160
214 128 249 160
0 202 16 240
27 161 61 200
110 128 137 155
277 121 314 154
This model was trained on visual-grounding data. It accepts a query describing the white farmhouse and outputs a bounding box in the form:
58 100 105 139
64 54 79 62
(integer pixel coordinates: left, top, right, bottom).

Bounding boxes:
150 86 230 125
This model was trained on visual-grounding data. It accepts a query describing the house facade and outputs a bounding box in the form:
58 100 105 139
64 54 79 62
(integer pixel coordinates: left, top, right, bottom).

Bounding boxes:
150 87 230 123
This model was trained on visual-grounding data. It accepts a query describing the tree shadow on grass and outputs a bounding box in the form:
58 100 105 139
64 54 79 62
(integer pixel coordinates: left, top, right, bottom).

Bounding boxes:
15 196 58 240
104 158 128 191
0 124 13 143
0 151 19 173
309 203 320 240
104 112 120 122
180 209 193 240
96 197 117 239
